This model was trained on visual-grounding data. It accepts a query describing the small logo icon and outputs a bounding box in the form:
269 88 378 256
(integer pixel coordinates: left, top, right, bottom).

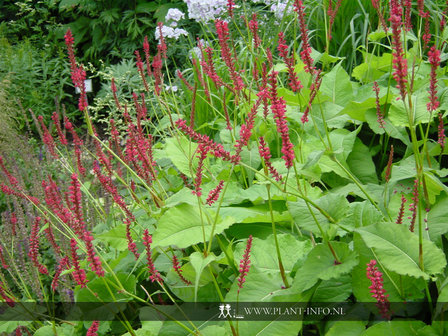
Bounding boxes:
218 304 232 318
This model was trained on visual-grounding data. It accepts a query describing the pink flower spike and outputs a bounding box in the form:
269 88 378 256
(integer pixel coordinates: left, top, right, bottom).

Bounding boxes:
427 46 441 112
373 81 385 128
396 194 407 224
237 235 253 293
86 321 99 336
143 229 162 283
28 217 48 275
293 0 314 74
409 179 419 232
206 180 224 206
366 260 390 319
172 255 192 285
70 239 87 288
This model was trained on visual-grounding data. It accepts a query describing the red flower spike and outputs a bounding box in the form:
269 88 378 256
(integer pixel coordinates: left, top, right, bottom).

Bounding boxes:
51 112 68 145
206 180 224 206
237 235 253 293
215 19 244 91
86 321 99 336
227 0 235 18
409 179 419 232
249 14 261 49
172 255 192 285
0 245 9 269
373 81 385 128
176 69 194 91
396 194 407 225
268 72 295 168
51 256 69 292
293 0 314 74
143 36 153 77
83 231 104 277
64 117 86 176
0 156 18 186
70 239 87 288
232 97 262 163
193 144 209 197
157 22 167 59
28 217 48 275
125 218 140 260
403 0 412 31
427 46 441 112
176 119 232 161
0 281 15 307
258 137 283 182
135 50 149 92
69 173 86 237
384 145 394 182
371 0 388 32
366 260 391 319
38 116 58 158
389 2 408 101
327 0 342 41
143 229 162 283
302 70 322 123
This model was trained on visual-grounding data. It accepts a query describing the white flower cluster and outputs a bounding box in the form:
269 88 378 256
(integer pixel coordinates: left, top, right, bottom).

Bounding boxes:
184 0 227 23
155 25 188 40
270 1 294 20
165 8 185 27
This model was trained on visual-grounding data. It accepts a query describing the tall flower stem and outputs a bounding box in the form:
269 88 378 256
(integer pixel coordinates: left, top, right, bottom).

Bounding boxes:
266 184 289 288
206 165 235 255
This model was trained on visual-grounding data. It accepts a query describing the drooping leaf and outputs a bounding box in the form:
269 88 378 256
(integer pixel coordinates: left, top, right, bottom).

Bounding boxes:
152 204 235 248
320 63 355 106
291 242 358 292
356 223 446 280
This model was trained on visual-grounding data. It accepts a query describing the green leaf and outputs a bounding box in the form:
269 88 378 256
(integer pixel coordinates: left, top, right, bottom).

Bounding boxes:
361 321 426 335
352 52 392 83
356 223 446 280
388 92 434 127
234 234 313 275
190 252 216 302
152 204 235 248
291 242 358 292
288 193 349 237
97 224 129 251
157 137 198 178
326 321 366 336
347 138 378 184
320 63 355 106
427 195 448 241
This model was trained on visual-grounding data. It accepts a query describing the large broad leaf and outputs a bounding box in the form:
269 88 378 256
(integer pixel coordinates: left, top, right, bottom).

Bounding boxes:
360 321 426 335
156 137 198 178
233 234 313 275
152 204 235 248
288 194 349 237
428 195 448 241
352 52 392 83
231 321 302 336
347 138 378 184
291 242 358 292
388 91 434 127
320 63 355 106
326 321 366 336
356 223 446 280
190 252 216 302
352 232 426 304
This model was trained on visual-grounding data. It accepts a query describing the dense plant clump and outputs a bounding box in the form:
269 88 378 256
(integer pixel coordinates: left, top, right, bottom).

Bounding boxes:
0 0 448 335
